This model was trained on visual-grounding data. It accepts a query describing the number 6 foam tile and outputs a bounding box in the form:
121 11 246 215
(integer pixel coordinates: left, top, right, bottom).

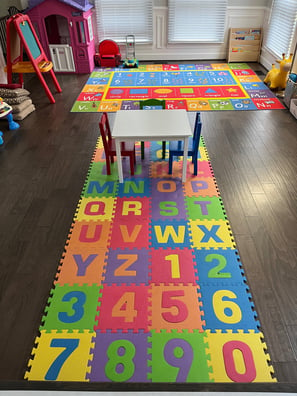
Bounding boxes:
87 330 150 382
205 330 277 382
148 329 212 382
40 284 102 332
24 330 95 381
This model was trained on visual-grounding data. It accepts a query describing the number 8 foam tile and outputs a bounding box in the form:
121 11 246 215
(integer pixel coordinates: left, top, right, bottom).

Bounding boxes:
148 329 212 382
205 330 276 382
24 330 95 381
87 330 150 382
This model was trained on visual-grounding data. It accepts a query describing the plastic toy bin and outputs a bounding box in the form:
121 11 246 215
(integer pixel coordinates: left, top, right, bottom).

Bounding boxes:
284 76 297 108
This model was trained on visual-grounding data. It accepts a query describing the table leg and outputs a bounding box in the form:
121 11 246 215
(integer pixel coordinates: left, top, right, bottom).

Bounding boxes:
115 139 124 183
182 137 189 183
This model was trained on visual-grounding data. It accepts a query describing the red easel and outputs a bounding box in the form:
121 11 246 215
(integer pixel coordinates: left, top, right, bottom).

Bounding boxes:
6 13 62 104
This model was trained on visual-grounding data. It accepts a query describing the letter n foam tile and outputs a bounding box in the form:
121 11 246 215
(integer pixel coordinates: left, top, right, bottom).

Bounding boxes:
87 330 150 382
205 330 276 382
149 285 204 332
148 330 212 382
24 330 94 381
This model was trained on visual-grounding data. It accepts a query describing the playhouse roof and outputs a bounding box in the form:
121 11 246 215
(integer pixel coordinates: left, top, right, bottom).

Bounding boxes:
28 0 93 12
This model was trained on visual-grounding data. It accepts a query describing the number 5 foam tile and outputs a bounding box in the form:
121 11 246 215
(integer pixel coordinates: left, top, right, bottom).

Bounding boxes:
87 330 150 382
24 330 95 381
198 283 259 332
205 330 277 382
148 285 204 332
193 248 246 286
148 329 212 382
40 284 102 333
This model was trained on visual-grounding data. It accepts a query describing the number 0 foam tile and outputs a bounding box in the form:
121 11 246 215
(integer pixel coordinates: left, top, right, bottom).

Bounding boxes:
205 330 277 382
24 330 95 381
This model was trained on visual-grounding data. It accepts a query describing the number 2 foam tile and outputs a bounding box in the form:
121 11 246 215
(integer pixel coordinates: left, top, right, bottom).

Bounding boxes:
148 329 212 382
205 330 277 382
40 284 102 333
87 330 150 382
24 330 95 381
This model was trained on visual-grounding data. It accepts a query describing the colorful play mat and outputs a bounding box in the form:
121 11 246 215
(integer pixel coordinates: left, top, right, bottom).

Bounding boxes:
25 131 277 383
71 63 284 113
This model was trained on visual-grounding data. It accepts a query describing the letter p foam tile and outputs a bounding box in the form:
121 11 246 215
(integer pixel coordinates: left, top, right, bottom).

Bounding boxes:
25 118 277 382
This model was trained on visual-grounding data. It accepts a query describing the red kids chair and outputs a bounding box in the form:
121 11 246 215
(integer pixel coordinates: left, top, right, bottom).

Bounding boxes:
98 39 121 67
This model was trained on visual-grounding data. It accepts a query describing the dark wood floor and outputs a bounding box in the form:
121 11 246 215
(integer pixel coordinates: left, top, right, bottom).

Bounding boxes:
0 63 297 392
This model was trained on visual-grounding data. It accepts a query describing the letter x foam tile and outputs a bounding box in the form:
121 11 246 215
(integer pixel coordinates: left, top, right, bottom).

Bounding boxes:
24 126 277 383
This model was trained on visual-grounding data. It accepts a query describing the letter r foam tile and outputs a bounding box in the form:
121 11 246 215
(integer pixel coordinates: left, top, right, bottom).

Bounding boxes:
24 330 95 381
205 330 276 382
148 329 212 382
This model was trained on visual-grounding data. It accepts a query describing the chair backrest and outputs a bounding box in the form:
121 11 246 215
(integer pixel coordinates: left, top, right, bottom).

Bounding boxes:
192 112 202 154
99 39 120 56
99 112 112 154
140 98 166 110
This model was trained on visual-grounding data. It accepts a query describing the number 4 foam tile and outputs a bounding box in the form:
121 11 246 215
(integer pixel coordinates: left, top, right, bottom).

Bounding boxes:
148 329 213 382
205 330 277 382
24 330 95 381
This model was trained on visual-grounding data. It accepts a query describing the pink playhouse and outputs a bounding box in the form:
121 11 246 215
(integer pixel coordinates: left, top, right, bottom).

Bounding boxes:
26 0 95 73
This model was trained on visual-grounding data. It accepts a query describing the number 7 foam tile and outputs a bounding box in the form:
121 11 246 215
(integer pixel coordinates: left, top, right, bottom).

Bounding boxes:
24 330 95 381
205 330 276 382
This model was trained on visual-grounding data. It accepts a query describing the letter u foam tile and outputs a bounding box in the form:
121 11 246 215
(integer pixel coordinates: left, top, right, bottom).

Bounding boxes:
25 126 276 383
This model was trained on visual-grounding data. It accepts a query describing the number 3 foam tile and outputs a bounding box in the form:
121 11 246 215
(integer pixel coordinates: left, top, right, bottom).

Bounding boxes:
205 330 277 382
148 329 212 382
198 283 259 332
87 330 150 382
24 330 95 381
148 285 204 332
40 284 102 332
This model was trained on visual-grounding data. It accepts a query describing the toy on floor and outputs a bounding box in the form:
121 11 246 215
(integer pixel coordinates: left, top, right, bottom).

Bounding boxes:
0 97 20 144
123 35 138 68
264 53 293 91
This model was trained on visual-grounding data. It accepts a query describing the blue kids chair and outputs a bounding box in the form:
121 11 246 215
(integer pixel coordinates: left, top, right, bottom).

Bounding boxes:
168 112 202 176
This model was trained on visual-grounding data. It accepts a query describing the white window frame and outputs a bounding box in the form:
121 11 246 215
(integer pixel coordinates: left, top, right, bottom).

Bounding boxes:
95 0 153 44
168 0 228 44
264 0 297 59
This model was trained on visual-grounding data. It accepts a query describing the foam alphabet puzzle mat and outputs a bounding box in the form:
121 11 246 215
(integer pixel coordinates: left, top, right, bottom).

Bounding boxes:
24 124 277 383
71 63 285 113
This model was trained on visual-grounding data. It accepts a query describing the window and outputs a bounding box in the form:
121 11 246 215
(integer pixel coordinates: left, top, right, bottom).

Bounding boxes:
264 0 297 58
168 0 227 43
95 0 153 44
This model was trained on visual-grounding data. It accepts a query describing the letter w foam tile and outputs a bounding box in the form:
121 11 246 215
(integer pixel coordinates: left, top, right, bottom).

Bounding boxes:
24 330 95 381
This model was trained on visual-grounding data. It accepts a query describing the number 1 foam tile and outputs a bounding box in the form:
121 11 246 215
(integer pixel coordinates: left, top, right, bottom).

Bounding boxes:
149 247 198 286
56 246 107 286
24 330 95 381
40 284 102 333
198 282 260 332
193 248 246 286
148 285 205 332
148 329 212 382
103 247 150 285
87 330 150 382
189 219 236 250
205 330 277 382
95 284 150 332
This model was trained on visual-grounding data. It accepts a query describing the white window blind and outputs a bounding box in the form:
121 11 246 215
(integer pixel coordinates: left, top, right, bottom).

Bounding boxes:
265 0 297 58
95 0 153 44
168 0 227 43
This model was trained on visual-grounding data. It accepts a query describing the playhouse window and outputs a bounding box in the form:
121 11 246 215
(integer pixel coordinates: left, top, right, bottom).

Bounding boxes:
76 21 86 44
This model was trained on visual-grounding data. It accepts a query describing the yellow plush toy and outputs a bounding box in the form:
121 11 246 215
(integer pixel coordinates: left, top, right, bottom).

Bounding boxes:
264 53 293 90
